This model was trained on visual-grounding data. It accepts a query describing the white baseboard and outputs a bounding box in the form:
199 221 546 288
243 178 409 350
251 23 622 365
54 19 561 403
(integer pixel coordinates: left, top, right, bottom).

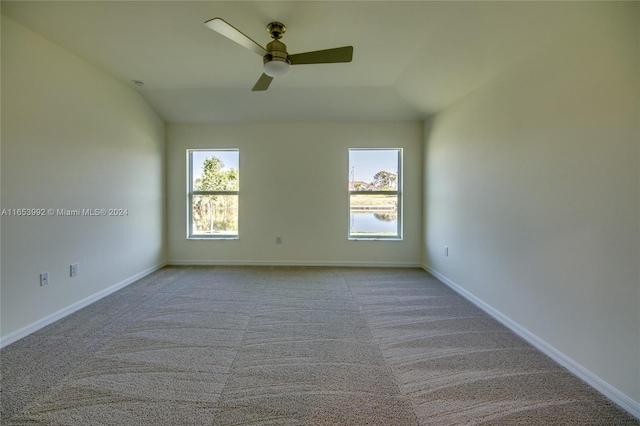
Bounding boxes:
168 260 423 268
422 264 640 420
0 263 166 349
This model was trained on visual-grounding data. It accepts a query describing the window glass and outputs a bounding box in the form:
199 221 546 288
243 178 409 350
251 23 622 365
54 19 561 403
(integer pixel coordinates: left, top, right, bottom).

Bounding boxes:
188 150 239 239
348 149 402 239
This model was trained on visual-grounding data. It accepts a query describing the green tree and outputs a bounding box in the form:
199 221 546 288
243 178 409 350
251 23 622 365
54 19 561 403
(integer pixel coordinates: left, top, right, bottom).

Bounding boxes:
372 171 397 190
196 157 238 191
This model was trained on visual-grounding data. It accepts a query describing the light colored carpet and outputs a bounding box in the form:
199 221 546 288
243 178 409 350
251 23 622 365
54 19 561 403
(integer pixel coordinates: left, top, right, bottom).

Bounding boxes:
1 266 638 425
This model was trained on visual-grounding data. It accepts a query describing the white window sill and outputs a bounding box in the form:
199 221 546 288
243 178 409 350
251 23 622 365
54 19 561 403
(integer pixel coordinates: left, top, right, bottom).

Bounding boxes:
187 236 239 240
349 237 403 241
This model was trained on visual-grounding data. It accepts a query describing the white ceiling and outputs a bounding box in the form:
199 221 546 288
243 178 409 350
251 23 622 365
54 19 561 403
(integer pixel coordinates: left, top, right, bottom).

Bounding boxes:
2 1 583 123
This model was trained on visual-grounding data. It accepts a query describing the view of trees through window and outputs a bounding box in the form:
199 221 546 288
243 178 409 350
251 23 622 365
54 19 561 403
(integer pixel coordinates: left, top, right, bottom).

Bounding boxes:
188 150 239 238
349 149 402 239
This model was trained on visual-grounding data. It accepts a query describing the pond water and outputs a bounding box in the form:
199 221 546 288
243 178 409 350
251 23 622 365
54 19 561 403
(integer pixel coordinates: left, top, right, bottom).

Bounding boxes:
350 212 397 235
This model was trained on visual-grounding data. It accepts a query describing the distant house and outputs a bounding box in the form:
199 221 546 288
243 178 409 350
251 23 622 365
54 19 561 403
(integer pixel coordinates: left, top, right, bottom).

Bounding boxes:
349 181 375 191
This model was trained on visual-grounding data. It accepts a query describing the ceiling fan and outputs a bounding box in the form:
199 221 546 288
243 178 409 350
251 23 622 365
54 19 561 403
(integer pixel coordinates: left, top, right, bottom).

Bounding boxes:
204 18 354 91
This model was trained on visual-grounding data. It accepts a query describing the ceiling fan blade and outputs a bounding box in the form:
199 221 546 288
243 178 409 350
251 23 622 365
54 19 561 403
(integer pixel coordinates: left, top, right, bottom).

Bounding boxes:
289 46 353 65
204 18 267 57
252 73 273 91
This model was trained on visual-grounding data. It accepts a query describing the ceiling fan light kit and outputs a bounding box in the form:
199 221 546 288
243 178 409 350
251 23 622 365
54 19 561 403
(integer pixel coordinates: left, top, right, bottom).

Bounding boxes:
263 59 290 78
205 17 353 91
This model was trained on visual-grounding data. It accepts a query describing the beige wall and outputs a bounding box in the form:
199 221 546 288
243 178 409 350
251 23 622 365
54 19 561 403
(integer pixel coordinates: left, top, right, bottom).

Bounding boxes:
423 2 639 406
167 122 422 266
1 16 166 340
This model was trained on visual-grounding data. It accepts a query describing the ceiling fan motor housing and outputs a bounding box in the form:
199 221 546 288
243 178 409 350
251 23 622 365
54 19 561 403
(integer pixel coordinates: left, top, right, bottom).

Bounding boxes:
264 40 290 65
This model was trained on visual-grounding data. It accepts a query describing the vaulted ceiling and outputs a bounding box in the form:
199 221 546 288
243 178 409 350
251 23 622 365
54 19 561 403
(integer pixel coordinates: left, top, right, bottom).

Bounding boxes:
2 1 586 123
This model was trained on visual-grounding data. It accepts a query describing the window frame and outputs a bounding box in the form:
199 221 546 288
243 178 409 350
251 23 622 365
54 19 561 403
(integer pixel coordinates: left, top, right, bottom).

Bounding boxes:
187 149 239 240
348 148 403 241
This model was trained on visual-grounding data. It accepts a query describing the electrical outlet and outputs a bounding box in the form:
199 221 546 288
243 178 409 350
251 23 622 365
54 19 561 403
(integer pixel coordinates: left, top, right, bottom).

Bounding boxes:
444 246 449 257
40 272 49 286
276 236 282 244
70 263 79 277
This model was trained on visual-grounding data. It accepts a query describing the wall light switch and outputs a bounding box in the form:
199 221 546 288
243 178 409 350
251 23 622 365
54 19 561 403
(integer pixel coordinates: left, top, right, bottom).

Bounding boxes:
40 272 49 286
444 246 449 257
70 263 79 277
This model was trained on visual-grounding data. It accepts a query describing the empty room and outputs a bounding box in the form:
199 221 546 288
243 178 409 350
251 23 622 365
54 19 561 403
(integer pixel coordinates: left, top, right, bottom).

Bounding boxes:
1 1 639 424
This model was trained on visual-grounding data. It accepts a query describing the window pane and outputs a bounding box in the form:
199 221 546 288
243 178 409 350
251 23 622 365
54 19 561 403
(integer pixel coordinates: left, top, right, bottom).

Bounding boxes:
349 150 398 191
192 194 238 236
188 149 239 239
349 194 398 236
191 151 239 191
348 148 401 239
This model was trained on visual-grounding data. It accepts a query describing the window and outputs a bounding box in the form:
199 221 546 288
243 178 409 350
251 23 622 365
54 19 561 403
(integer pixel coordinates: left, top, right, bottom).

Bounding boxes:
348 149 402 240
187 149 239 239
